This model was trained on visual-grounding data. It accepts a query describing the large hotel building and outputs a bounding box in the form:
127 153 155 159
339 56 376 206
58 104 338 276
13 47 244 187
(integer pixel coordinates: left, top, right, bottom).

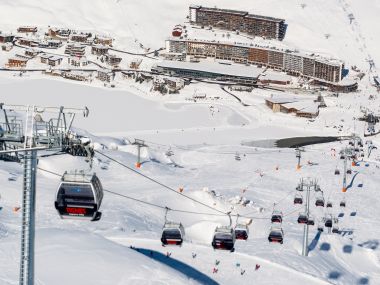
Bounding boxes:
189 5 287 41
166 38 346 85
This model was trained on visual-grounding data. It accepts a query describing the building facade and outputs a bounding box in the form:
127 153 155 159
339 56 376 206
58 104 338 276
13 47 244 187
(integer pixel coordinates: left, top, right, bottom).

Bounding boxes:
165 39 348 85
189 5 286 40
65 43 86 57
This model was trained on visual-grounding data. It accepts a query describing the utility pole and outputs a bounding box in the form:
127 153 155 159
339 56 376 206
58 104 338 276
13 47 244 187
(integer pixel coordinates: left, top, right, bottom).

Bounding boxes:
302 180 312 256
296 147 301 170
132 139 148 168
342 154 348 193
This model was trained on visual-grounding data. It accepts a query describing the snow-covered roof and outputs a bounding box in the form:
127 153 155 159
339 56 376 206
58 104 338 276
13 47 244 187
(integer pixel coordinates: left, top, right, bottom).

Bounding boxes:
266 96 298 104
261 71 292 82
156 60 263 78
49 56 62 61
92 44 109 49
40 54 52 59
0 32 13 37
282 101 320 114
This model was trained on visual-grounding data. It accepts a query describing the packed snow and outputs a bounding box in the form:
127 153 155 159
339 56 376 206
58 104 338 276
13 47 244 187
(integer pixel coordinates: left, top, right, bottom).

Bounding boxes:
1 0 380 285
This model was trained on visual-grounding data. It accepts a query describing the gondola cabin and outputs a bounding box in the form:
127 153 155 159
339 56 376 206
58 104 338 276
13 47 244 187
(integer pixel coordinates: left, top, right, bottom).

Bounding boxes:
271 210 283 223
307 216 315 226
161 222 185 246
340 201 346 207
325 217 333 228
326 201 333 208
332 227 339 233
294 194 303 205
297 213 308 224
315 198 325 207
55 172 103 221
335 169 340 175
212 226 235 252
347 169 352 174
268 226 284 244
234 224 249 240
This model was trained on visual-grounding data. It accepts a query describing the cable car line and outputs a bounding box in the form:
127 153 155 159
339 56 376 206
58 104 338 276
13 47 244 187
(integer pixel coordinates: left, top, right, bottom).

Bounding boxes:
37 166 274 220
94 150 228 215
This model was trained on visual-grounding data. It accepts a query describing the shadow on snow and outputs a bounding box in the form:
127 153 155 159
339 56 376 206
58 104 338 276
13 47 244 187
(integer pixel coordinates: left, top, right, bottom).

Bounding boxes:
134 248 219 285
308 231 322 252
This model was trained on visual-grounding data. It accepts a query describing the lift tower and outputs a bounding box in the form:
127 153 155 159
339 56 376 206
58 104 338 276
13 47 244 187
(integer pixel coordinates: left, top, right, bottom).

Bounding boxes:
0 103 90 285
132 139 148 168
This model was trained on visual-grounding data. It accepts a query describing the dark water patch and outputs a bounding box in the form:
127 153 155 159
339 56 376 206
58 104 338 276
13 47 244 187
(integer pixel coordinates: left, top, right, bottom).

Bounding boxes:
275 136 340 148
242 136 345 149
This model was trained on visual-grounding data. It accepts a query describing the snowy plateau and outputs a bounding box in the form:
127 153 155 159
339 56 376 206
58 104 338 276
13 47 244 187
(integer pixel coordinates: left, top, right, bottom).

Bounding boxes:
0 1 380 285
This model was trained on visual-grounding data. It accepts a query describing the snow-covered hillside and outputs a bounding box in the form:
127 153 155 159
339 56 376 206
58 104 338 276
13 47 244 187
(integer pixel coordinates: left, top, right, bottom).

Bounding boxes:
0 1 380 285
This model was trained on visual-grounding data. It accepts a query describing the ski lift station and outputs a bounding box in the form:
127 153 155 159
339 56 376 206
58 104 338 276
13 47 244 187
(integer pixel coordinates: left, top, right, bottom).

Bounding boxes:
152 60 262 85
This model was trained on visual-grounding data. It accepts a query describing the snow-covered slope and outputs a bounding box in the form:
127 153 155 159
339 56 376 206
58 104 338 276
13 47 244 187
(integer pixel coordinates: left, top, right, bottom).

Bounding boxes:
1 0 380 284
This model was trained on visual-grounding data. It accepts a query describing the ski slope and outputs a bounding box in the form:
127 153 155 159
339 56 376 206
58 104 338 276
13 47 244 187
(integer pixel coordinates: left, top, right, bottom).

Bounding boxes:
0 0 380 284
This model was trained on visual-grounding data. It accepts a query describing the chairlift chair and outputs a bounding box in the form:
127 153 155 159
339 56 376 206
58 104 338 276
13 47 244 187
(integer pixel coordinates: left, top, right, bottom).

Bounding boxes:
317 222 324 232
268 226 284 244
161 222 185 246
335 169 340 175
326 201 333 208
235 153 241 161
347 169 352 174
271 210 283 223
340 200 346 207
297 213 308 224
212 226 236 252
54 171 103 221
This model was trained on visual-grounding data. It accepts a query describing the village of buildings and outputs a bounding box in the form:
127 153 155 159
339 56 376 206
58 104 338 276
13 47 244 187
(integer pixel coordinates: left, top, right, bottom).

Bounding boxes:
0 5 375 119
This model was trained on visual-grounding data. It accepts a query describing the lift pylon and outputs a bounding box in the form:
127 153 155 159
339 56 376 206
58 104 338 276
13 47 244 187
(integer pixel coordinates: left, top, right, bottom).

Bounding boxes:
0 103 90 285
132 139 148 168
